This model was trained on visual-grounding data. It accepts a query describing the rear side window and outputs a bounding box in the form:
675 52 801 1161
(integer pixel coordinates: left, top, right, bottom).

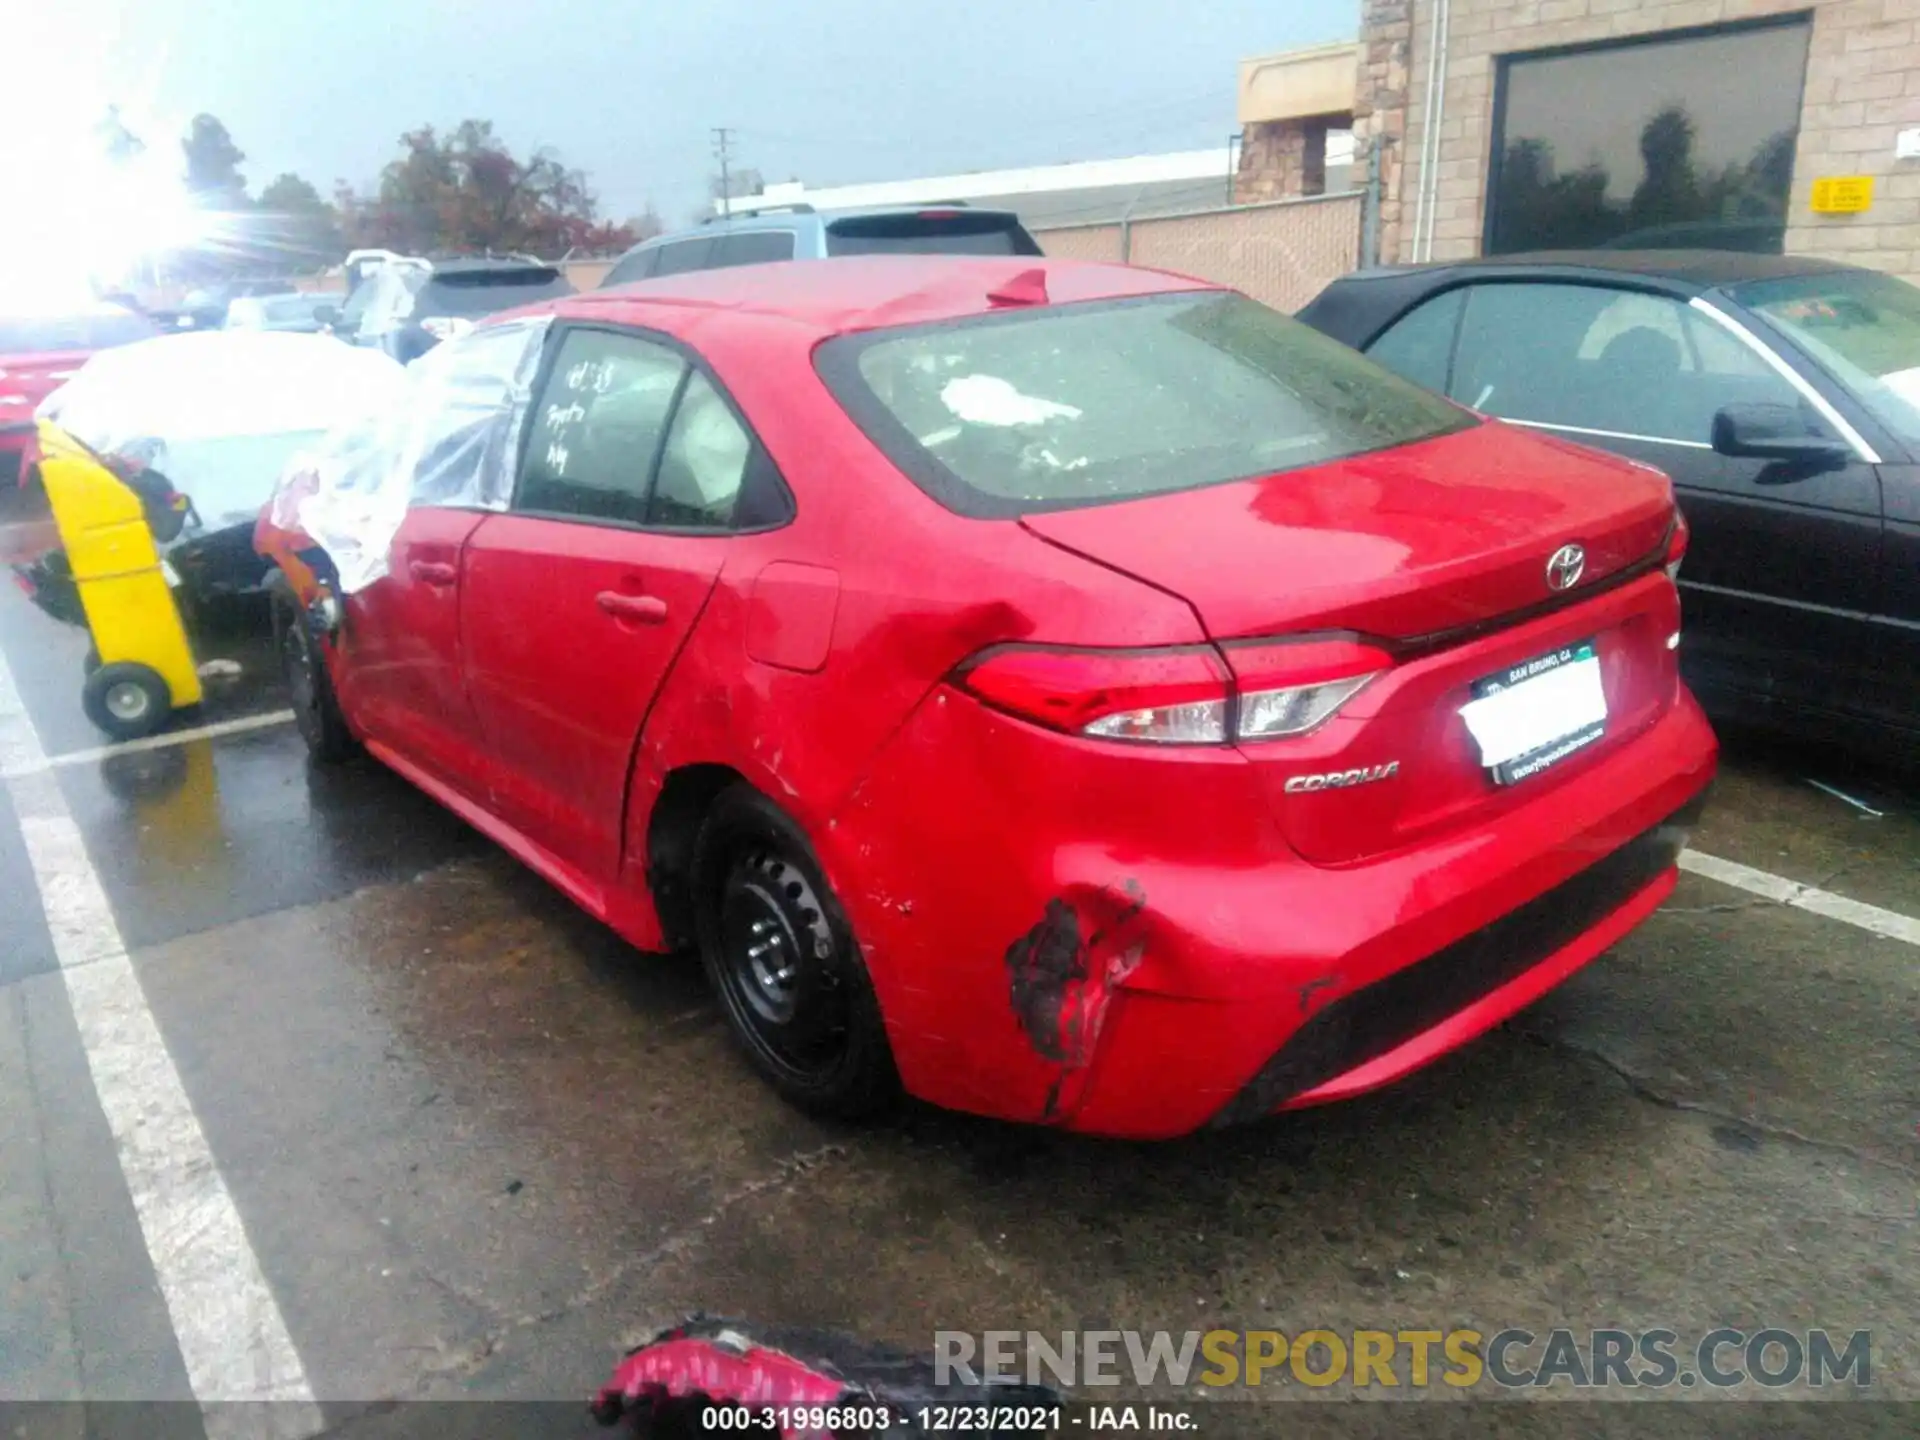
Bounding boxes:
712 231 797 268
601 249 659 287
516 329 687 524
825 212 1041 257
817 291 1473 518
515 327 794 530
651 239 716 275
1365 289 1464 393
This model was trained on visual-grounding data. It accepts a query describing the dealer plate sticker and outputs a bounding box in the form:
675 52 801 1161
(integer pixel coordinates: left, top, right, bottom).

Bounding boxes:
1460 640 1607 785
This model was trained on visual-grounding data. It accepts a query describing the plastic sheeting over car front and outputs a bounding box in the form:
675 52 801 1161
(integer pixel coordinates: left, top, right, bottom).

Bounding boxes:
267 317 552 592
37 329 407 532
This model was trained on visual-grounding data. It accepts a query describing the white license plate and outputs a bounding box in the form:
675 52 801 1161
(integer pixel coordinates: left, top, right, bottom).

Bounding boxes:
1459 641 1607 785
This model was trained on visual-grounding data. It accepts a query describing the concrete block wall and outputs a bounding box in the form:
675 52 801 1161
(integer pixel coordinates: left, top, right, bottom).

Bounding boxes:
1367 0 1920 281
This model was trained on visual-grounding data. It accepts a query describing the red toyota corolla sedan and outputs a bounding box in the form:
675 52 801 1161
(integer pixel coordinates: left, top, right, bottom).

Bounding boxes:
257 256 1716 1138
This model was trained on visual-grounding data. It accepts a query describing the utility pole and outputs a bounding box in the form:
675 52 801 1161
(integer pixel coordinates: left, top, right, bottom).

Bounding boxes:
712 127 735 218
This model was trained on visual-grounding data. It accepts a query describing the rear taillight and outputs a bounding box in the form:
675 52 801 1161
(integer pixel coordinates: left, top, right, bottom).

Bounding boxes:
960 646 1231 743
958 639 1388 746
1665 511 1689 580
1221 637 1391 740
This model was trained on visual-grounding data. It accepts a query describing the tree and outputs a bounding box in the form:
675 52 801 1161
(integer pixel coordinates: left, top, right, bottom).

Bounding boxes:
1628 105 1701 230
257 172 344 265
341 120 635 256
182 113 247 204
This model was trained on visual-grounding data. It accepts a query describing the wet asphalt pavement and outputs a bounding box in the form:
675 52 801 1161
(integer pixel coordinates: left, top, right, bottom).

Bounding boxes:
0 545 1915 1438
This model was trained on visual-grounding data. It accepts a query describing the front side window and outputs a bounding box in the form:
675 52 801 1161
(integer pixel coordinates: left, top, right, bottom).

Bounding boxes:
817 291 1473 517
1487 20 1809 255
1740 270 1920 450
517 329 686 524
1448 282 1801 444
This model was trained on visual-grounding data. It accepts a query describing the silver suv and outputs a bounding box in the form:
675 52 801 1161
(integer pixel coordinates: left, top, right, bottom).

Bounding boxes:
599 203 1042 287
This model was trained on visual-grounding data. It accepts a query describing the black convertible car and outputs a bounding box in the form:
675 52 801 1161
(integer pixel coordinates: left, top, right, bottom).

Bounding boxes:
1298 251 1920 761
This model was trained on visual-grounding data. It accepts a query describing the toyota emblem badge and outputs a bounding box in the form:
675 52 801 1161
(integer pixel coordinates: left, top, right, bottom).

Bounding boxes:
1546 543 1586 592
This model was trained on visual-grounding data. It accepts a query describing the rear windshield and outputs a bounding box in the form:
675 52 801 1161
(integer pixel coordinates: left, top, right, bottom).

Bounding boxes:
816 291 1474 516
419 269 573 317
0 310 157 354
825 212 1041 257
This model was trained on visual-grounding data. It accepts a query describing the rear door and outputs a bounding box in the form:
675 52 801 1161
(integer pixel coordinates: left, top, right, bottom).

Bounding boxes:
1371 280 1884 717
1872 465 1920 738
461 324 788 884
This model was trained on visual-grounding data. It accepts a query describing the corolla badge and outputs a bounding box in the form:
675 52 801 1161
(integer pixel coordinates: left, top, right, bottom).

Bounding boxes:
1546 543 1587 592
1284 761 1401 794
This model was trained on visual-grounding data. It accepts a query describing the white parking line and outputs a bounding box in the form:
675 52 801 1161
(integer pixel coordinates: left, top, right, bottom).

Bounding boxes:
1681 849 1920 948
0 649 320 1433
0 709 297 781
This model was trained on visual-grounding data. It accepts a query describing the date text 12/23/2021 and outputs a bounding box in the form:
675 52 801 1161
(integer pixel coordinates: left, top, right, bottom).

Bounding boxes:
699 1404 1195 1431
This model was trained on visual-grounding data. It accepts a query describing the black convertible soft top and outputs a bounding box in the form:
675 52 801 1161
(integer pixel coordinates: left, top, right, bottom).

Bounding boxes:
1295 249 1862 349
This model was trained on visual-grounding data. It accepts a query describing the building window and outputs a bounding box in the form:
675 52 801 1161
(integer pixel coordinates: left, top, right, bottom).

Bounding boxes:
1486 18 1810 255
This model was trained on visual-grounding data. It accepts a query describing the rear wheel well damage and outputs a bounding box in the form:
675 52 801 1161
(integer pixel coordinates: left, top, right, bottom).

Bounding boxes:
646 763 749 951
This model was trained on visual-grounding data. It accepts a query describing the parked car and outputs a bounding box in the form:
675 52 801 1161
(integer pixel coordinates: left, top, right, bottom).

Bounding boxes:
258 256 1716 1138
331 257 573 363
599 203 1042 287
224 291 336 333
1298 251 1920 760
1 300 159 486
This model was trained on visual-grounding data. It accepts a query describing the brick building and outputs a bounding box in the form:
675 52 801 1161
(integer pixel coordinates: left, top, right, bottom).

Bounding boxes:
1332 0 1919 282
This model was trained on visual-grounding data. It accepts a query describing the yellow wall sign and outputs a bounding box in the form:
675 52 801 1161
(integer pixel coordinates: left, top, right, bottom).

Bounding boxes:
1811 176 1874 214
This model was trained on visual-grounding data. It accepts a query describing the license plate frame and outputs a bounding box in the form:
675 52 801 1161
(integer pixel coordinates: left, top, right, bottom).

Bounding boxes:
1462 639 1608 786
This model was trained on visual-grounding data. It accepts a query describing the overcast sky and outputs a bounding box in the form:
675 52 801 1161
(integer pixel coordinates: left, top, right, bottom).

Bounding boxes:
81 0 1356 224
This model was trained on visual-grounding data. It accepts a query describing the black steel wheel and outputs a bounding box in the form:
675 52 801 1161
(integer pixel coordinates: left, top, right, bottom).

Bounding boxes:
272 582 355 763
691 786 898 1118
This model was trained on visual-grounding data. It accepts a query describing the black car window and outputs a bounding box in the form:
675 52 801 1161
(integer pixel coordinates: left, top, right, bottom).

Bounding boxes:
1450 282 1797 445
516 329 687 525
651 239 716 275
712 231 797 268
418 268 572 319
601 249 659 287
1365 290 1465 393
825 212 1042 257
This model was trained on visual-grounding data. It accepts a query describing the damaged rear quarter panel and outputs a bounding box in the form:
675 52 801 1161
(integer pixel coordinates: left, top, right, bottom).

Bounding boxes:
826 686 1298 1125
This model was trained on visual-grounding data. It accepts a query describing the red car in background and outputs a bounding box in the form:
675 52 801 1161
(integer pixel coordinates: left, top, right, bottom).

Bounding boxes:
258 257 1717 1138
1 300 159 487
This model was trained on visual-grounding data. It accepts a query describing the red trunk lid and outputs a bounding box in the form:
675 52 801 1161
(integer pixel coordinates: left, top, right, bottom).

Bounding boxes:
1019 422 1673 642
1021 421 1685 865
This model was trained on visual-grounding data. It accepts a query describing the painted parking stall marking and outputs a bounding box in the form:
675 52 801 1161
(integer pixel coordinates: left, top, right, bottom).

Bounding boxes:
0 707 296 780
1680 849 1920 948
0 644 321 1437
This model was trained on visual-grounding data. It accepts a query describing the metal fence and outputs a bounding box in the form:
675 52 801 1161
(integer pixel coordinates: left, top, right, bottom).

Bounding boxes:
1034 191 1364 315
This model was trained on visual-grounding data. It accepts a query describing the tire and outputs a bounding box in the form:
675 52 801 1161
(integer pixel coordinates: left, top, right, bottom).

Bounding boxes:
690 785 899 1119
83 647 100 675
272 585 356 763
81 662 171 741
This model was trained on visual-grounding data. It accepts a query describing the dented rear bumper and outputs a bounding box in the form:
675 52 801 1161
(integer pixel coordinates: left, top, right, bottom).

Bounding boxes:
827 681 1716 1139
